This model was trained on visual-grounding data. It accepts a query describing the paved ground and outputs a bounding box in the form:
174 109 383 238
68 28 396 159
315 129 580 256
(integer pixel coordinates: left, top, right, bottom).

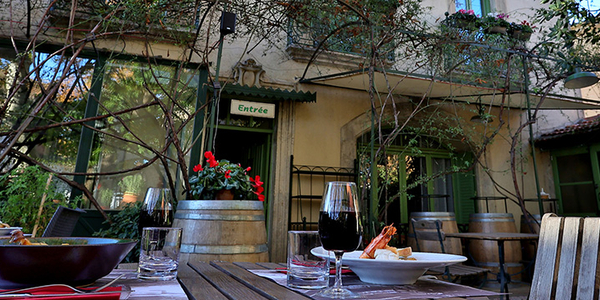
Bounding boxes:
479 281 530 299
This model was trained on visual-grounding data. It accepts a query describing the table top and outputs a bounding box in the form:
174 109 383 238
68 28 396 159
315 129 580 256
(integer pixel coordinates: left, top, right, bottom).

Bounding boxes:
445 232 539 241
178 261 505 300
97 266 188 299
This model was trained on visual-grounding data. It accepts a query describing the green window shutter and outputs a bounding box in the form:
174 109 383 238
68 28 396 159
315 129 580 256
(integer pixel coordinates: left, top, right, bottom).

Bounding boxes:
452 153 476 224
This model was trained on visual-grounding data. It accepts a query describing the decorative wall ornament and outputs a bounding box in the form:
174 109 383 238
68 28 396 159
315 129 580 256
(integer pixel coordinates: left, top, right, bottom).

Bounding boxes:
233 59 265 87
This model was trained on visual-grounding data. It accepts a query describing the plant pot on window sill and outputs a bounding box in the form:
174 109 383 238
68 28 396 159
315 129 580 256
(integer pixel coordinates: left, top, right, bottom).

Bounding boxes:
453 19 477 29
511 31 532 41
485 26 507 34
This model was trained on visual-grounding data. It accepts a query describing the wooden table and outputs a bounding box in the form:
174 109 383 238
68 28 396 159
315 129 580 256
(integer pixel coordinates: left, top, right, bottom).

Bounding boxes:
98 266 189 299
177 261 506 299
445 232 539 299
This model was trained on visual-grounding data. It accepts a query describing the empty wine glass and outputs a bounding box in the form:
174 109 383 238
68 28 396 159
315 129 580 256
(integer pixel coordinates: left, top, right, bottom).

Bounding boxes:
317 181 362 299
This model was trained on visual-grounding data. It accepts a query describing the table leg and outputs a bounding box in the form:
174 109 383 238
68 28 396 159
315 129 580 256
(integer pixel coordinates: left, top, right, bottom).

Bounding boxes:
497 240 510 300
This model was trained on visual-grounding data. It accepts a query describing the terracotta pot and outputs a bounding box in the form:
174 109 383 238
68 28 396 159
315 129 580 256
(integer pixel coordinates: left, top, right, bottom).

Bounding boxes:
511 30 531 41
216 189 234 200
122 192 138 204
485 26 507 34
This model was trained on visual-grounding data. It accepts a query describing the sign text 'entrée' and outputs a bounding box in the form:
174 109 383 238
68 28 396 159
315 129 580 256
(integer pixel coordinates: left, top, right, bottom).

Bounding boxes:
230 100 275 119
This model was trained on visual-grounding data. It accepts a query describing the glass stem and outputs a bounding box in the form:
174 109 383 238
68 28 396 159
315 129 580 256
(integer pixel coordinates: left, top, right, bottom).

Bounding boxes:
333 251 343 291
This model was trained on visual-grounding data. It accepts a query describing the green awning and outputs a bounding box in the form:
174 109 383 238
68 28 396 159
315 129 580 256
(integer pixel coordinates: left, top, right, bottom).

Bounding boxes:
211 83 316 103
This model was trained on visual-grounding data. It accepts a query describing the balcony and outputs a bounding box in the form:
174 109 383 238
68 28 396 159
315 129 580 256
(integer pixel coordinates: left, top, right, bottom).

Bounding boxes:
49 0 204 41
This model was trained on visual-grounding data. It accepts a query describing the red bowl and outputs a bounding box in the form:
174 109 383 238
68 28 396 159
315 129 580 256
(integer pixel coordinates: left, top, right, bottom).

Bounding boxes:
0 237 137 288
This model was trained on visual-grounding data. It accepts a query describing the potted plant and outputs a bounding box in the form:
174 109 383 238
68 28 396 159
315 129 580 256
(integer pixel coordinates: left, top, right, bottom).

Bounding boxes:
173 151 268 263
508 20 535 41
119 174 144 204
444 9 480 29
481 13 510 34
188 151 264 201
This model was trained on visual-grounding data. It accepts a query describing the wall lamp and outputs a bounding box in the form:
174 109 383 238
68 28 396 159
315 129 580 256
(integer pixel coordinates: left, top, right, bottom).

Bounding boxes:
564 69 599 89
470 96 492 124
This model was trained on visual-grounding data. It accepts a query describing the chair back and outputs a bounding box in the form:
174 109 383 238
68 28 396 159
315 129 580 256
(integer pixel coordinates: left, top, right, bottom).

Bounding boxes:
42 206 86 237
530 213 600 300
410 218 446 253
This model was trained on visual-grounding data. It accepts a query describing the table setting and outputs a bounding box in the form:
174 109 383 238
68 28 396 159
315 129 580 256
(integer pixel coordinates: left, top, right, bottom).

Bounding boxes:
0 214 187 300
272 181 506 299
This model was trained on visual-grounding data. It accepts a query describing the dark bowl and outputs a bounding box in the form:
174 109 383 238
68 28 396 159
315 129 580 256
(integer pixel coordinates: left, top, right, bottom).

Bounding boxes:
0 237 137 288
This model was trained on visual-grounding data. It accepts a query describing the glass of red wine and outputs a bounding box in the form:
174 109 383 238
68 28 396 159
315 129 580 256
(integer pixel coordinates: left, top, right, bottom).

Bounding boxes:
139 188 174 236
317 181 362 299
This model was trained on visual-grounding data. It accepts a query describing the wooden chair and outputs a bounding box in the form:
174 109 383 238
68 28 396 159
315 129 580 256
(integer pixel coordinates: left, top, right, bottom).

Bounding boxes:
42 206 86 237
529 213 600 299
410 218 489 285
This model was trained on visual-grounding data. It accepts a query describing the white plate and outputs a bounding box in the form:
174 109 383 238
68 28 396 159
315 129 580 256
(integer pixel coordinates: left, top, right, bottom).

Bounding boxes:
311 246 467 285
0 228 22 236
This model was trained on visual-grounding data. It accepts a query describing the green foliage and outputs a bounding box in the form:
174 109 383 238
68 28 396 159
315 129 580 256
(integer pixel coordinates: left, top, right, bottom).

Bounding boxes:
94 201 141 263
0 166 81 233
537 0 600 48
480 14 510 29
119 174 144 195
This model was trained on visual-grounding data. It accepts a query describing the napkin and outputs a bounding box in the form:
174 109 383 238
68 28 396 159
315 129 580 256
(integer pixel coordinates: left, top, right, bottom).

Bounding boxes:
275 267 354 275
0 286 122 299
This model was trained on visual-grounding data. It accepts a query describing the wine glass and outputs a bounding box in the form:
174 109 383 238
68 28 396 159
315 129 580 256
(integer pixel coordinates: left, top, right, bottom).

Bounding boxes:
317 181 362 299
139 188 174 236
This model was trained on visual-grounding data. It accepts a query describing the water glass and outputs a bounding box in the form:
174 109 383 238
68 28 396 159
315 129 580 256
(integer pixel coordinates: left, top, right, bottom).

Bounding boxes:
138 227 183 280
287 231 330 289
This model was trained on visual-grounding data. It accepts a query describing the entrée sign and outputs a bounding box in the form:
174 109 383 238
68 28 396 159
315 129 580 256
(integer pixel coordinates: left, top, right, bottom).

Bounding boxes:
230 99 275 119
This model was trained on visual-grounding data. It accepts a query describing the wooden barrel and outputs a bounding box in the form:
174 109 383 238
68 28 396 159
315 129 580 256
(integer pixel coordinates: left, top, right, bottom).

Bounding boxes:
173 200 269 263
407 212 463 255
468 213 523 280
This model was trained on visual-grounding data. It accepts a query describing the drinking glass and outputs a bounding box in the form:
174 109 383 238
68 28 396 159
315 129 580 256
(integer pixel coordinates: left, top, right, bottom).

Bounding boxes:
139 188 174 235
317 181 362 299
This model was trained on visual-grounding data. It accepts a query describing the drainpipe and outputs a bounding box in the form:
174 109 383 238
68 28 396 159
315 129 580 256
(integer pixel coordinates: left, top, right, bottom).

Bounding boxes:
522 55 544 216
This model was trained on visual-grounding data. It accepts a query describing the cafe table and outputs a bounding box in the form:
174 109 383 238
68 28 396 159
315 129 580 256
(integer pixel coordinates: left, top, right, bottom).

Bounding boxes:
444 232 539 299
96 265 188 299
177 261 506 300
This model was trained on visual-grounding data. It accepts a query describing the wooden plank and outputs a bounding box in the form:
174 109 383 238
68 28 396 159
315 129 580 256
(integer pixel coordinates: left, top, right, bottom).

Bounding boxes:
178 263 228 300
576 218 600 300
212 261 312 300
556 217 581 300
256 262 286 270
189 261 268 300
530 214 561 299
234 262 267 270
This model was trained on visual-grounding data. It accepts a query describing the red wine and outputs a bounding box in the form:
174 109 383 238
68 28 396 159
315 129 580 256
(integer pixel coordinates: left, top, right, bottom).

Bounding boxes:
138 209 173 234
318 211 362 252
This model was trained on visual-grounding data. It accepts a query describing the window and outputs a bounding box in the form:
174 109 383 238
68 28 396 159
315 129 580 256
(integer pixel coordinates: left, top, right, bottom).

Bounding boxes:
0 46 202 210
358 132 476 225
455 0 491 17
552 147 600 216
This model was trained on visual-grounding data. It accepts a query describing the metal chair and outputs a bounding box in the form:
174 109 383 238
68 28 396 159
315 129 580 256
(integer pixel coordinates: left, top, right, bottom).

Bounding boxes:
42 206 86 237
411 218 489 285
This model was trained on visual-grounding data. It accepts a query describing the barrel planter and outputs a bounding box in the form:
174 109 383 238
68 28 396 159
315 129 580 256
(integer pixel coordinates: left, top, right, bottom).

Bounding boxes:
468 213 523 280
407 212 463 255
173 200 269 263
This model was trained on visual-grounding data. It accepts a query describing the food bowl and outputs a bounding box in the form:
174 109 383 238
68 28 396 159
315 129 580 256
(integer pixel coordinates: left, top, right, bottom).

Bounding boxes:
312 247 467 285
0 237 137 288
0 227 22 236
